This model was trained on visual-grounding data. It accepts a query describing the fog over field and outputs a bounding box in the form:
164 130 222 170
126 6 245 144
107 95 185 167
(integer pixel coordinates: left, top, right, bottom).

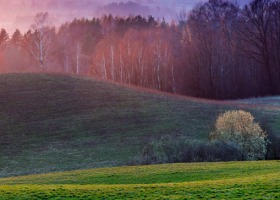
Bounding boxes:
0 0 249 33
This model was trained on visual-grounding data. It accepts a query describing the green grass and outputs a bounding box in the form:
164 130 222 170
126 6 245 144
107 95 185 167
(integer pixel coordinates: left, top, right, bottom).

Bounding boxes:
0 161 279 199
0 73 280 177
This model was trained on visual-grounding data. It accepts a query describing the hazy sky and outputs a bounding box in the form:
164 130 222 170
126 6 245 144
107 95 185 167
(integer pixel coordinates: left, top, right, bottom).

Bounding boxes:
0 0 250 34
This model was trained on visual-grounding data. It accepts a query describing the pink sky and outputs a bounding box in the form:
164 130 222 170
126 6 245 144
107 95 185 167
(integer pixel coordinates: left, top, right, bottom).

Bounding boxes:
0 0 249 34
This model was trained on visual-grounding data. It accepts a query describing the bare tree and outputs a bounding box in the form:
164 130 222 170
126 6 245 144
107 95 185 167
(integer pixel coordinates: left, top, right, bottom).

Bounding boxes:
240 0 276 94
57 24 71 73
184 0 239 98
269 1 280 91
29 12 53 69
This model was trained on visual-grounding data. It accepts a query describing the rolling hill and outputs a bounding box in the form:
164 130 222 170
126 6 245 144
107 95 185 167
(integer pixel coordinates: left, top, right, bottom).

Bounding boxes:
0 73 280 177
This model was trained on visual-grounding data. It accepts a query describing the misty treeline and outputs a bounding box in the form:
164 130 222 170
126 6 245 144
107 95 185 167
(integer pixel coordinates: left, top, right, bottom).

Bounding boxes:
0 0 280 99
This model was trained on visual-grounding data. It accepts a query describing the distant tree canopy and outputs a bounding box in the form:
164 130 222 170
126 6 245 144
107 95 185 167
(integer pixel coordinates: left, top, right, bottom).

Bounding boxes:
0 28 9 46
0 0 280 99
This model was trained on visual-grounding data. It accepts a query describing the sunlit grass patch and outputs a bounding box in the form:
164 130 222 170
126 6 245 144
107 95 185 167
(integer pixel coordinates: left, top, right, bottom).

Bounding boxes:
0 161 279 199
0 161 279 185
0 173 279 199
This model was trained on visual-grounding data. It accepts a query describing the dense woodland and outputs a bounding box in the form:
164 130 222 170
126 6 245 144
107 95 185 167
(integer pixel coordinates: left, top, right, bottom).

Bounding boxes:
0 0 280 99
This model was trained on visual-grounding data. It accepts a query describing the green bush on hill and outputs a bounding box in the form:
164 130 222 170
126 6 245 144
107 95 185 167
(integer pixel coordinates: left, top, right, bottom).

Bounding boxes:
129 136 242 165
209 110 268 160
132 110 271 165
262 123 280 160
267 133 280 159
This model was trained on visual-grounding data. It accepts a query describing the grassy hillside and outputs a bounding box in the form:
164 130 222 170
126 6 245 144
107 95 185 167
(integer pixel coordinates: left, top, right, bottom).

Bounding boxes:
0 161 279 199
0 73 280 177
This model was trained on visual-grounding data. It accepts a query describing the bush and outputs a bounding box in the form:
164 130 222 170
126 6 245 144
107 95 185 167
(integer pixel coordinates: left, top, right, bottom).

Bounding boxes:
258 119 280 160
128 136 242 165
266 132 280 160
209 110 267 160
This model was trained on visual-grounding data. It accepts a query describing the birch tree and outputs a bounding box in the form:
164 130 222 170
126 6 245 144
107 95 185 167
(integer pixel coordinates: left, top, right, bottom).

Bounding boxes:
29 12 53 69
57 24 71 73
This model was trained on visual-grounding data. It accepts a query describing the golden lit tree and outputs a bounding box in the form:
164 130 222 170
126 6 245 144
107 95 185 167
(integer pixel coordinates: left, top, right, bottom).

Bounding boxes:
209 110 268 160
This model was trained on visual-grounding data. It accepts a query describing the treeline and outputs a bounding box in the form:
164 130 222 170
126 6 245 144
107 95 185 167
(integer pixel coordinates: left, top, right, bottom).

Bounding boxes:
0 0 280 99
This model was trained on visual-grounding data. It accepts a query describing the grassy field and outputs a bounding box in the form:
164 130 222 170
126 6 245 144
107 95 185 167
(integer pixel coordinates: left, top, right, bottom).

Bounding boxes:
0 161 279 199
0 73 280 177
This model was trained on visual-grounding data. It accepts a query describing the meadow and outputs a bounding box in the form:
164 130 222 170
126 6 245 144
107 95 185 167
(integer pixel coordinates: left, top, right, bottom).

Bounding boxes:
0 161 279 199
0 73 279 199
0 73 280 177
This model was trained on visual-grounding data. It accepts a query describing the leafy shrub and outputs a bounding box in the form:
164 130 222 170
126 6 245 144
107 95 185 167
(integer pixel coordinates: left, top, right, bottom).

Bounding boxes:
209 110 267 160
128 136 242 165
266 132 280 160
258 119 280 160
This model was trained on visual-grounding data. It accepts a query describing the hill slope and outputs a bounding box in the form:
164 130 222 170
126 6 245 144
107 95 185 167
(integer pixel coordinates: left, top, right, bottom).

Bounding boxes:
0 73 279 177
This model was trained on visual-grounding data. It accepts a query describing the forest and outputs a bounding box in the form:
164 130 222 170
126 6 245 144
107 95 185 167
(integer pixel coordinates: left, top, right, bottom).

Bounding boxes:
0 0 279 99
